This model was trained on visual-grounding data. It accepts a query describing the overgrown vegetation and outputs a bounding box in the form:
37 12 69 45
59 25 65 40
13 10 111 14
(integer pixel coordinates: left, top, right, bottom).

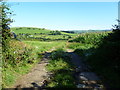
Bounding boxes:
86 28 120 88
68 27 120 88
1 2 39 88
68 32 111 46
2 39 40 88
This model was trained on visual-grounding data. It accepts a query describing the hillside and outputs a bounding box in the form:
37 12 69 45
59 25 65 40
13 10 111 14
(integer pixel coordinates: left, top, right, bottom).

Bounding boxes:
11 27 51 34
11 27 78 41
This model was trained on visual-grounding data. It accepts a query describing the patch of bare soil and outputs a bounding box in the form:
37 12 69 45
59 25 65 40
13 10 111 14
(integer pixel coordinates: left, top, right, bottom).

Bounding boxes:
13 53 51 88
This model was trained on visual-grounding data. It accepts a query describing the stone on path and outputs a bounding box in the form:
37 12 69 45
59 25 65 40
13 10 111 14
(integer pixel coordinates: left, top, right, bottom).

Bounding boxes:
79 72 100 81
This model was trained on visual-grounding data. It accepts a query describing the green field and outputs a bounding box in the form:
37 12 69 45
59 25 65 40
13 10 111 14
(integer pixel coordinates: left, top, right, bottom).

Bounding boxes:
24 41 67 53
11 27 78 41
11 27 51 34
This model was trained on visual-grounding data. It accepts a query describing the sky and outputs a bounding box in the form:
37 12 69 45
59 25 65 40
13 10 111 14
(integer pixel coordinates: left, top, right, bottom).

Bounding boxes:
7 0 120 2
8 2 118 30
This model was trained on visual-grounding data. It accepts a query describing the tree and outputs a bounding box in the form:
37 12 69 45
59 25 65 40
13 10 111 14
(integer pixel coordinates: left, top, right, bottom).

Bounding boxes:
1 1 13 51
0 1 13 69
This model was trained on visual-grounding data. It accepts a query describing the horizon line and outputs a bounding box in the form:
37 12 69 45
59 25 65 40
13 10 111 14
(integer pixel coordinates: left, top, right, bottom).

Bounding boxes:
10 26 112 31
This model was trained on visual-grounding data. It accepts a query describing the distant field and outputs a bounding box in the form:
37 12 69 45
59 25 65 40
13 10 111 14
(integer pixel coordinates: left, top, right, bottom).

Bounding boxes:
11 27 77 35
11 27 78 41
33 34 74 40
11 27 51 34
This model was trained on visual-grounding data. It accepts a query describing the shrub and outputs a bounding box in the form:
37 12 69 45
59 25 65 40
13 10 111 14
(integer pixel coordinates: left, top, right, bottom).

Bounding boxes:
86 30 120 88
2 40 36 67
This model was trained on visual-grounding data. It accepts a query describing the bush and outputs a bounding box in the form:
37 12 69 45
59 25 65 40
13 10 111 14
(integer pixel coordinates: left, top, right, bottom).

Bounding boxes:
3 40 36 67
86 30 120 88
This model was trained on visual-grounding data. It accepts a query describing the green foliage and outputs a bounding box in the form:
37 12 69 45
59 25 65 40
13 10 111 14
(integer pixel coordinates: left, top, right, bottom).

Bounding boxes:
1 2 13 49
46 58 70 72
2 40 39 88
3 40 37 67
47 72 75 88
87 41 120 88
87 30 120 75
2 62 34 88
67 42 94 58
67 42 93 50
69 32 110 46
74 49 85 57
49 31 61 35
72 29 120 88
67 29 120 87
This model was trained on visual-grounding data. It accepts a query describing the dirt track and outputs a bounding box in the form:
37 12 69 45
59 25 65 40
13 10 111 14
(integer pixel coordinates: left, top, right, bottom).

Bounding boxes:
13 53 50 88
67 49 104 89
13 49 104 89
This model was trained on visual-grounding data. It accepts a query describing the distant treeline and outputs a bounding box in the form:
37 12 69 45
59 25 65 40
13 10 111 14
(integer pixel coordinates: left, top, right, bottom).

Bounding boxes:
61 31 75 33
61 30 111 34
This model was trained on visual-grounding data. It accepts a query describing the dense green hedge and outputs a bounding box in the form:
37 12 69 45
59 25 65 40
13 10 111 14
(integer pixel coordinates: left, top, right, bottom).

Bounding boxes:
69 32 110 45
69 29 120 88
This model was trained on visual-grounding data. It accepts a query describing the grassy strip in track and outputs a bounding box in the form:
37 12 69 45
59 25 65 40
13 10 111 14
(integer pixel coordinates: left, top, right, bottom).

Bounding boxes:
46 49 76 88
